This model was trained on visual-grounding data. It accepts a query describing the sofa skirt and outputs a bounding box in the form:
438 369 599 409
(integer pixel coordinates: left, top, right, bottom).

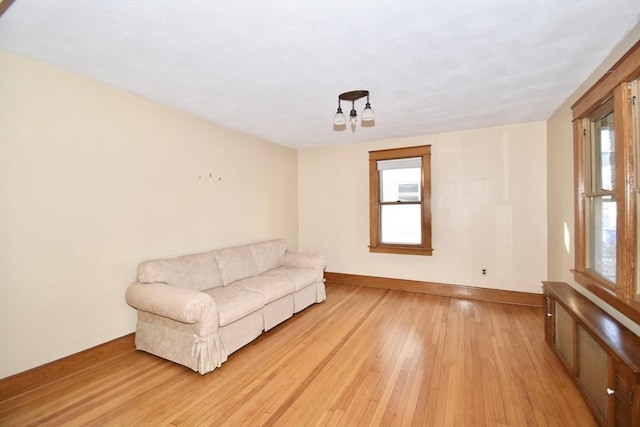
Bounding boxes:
135 311 227 374
263 294 294 331
218 310 264 356
293 281 325 313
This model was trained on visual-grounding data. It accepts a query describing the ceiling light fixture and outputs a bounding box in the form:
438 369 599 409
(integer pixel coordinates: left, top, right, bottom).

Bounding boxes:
333 90 374 132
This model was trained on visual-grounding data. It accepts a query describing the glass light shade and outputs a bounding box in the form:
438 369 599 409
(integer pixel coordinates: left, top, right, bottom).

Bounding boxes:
361 103 374 122
333 110 346 126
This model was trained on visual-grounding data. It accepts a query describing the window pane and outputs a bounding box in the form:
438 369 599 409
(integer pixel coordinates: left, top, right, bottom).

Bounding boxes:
586 195 616 283
594 110 615 191
380 204 421 244
379 166 421 203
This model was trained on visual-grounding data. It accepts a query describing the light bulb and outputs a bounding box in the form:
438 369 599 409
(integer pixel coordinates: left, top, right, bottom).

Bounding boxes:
349 105 357 125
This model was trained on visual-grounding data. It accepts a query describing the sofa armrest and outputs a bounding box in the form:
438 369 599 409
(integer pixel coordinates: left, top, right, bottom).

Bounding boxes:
125 282 219 334
284 251 326 272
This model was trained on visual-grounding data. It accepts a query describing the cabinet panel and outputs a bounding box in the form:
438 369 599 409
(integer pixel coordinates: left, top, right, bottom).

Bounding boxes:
613 360 635 427
577 325 609 424
545 294 554 346
555 301 574 370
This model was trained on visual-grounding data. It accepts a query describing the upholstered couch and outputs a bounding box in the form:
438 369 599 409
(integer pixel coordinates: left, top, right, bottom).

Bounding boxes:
125 239 326 374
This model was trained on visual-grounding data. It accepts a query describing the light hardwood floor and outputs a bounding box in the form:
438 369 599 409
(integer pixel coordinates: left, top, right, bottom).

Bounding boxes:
0 283 596 426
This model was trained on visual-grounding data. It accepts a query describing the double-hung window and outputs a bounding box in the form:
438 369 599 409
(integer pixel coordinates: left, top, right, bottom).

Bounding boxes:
369 145 432 256
572 42 640 322
582 100 617 284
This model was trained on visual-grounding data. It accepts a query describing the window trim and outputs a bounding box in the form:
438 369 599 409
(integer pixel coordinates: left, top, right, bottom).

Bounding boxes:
369 145 432 256
571 41 640 323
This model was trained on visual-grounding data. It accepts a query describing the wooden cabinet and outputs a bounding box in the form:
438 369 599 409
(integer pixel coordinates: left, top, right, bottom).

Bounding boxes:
612 359 638 426
542 282 640 427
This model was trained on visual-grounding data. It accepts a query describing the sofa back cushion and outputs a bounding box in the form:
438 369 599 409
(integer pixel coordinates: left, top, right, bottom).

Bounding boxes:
215 244 259 285
250 238 287 275
137 251 223 292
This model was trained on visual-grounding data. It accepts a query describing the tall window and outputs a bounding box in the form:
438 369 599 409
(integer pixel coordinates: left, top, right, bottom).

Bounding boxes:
572 42 640 322
583 102 616 284
369 145 432 256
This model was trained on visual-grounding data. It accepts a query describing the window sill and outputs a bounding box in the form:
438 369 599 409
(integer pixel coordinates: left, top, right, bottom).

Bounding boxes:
369 245 433 256
571 269 640 325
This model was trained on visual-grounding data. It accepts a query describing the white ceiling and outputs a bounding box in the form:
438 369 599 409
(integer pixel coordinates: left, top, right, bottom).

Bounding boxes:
1 1 639 148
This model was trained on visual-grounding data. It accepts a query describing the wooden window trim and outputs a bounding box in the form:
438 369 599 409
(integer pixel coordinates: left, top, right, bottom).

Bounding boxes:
571 269 640 324
369 145 432 256
572 41 640 119
572 41 640 324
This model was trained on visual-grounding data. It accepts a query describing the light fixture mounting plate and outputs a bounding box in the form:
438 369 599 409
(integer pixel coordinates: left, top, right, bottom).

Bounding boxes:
338 90 369 102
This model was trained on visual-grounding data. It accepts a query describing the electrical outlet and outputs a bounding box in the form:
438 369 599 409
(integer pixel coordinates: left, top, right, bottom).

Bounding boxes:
482 268 487 275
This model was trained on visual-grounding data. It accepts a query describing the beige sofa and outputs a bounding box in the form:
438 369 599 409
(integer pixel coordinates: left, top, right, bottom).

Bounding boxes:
125 239 326 374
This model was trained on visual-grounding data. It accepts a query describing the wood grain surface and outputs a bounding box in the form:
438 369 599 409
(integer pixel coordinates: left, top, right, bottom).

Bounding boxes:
0 282 595 426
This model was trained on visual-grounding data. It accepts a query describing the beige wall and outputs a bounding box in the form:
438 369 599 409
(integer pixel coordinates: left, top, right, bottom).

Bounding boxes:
0 51 299 378
546 24 640 335
299 122 547 294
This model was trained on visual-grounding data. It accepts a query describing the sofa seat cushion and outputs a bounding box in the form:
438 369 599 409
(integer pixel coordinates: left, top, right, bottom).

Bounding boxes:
261 267 320 291
229 276 295 305
205 286 264 327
